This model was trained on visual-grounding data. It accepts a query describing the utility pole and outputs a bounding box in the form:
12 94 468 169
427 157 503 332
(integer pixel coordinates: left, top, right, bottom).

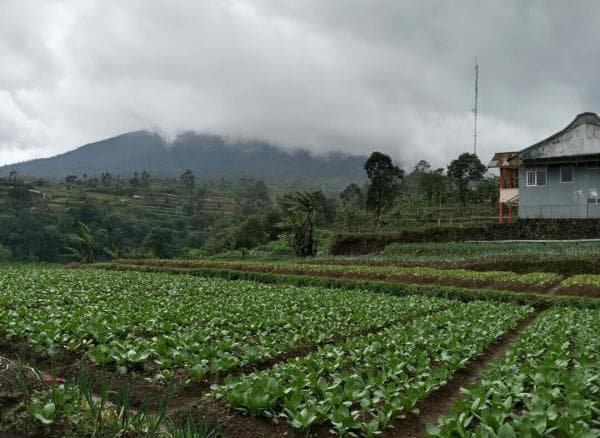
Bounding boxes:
473 58 479 156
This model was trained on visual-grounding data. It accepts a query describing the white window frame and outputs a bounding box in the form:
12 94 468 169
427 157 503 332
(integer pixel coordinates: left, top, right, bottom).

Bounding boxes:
526 170 536 186
526 167 547 187
560 165 574 183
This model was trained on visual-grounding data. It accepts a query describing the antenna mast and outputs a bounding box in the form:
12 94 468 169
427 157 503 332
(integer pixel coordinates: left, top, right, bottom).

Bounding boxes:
473 58 479 156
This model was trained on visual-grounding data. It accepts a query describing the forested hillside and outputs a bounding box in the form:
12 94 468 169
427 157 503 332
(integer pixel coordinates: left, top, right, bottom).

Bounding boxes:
0 151 499 263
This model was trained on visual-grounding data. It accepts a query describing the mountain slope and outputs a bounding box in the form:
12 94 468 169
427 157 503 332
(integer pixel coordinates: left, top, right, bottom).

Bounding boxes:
0 131 367 185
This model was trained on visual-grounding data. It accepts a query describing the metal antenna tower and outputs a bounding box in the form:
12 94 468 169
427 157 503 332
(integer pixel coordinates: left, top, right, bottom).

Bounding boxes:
473 58 479 156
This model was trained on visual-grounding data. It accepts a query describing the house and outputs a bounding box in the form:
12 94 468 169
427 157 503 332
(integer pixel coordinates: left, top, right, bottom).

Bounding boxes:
489 112 600 222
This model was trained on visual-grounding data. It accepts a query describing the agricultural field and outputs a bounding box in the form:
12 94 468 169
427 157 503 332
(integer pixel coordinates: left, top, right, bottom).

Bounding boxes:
430 307 600 437
107 258 585 296
327 240 600 276
176 240 600 272
376 241 600 264
0 267 447 378
1 264 599 437
212 301 532 435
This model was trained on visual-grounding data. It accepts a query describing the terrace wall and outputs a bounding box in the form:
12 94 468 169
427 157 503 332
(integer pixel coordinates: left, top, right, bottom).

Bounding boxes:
329 219 600 255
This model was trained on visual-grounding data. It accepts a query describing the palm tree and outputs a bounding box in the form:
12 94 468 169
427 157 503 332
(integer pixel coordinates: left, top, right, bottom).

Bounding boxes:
280 191 319 257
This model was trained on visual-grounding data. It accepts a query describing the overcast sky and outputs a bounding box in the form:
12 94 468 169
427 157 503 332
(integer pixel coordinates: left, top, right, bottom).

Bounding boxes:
1 0 599 169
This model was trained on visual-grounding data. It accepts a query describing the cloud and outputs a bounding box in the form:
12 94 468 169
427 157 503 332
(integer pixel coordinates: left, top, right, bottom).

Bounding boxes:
0 0 599 169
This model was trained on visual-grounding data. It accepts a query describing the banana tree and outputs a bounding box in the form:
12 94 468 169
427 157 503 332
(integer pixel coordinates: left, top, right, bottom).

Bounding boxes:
65 222 96 263
280 191 319 257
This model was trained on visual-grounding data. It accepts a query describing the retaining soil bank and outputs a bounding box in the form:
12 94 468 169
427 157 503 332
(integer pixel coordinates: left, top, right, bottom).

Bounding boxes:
329 219 600 255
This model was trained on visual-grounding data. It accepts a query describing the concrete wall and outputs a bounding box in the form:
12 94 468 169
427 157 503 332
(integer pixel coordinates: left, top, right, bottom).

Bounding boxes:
519 164 600 218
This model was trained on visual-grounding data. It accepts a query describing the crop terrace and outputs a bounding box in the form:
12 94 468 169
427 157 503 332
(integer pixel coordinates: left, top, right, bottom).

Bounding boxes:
111 258 563 287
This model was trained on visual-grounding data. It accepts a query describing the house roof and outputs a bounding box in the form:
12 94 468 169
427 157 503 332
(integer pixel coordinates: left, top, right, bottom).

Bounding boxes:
488 151 519 168
519 112 600 161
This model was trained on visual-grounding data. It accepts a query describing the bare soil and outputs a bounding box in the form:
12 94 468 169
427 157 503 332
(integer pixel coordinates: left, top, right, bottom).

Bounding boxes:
552 285 600 298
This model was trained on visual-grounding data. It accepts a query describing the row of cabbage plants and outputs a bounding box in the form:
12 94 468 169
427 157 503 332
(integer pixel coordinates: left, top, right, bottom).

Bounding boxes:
561 274 600 287
212 300 533 436
429 307 600 437
0 266 448 380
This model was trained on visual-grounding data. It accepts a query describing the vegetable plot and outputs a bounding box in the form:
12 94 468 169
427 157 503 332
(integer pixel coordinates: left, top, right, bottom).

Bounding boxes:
116 259 561 287
561 274 600 287
0 266 448 380
429 307 600 437
212 301 532 435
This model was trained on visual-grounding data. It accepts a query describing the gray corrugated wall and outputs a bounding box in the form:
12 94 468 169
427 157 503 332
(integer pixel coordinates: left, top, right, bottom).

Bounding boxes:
519 164 600 218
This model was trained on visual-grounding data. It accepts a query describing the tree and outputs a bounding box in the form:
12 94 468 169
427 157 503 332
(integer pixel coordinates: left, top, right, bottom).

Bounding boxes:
280 191 320 257
312 190 337 227
183 185 208 216
447 153 487 207
65 175 78 188
364 152 404 225
180 169 195 192
258 207 283 240
419 168 447 204
232 215 268 249
0 243 10 262
143 227 178 258
234 178 269 216
475 176 500 205
101 172 113 187
414 160 431 174
7 184 33 210
129 171 140 187
65 222 96 263
140 170 151 187
340 183 365 208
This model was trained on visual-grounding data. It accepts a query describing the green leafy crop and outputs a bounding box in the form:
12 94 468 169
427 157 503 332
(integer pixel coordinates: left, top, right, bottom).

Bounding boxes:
212 301 532 435
428 307 600 437
0 265 446 380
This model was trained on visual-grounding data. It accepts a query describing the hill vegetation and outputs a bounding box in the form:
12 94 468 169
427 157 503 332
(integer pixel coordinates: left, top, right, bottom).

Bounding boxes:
0 148 500 263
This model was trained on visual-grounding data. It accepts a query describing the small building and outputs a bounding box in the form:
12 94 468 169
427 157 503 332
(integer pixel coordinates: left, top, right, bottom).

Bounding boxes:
489 112 600 222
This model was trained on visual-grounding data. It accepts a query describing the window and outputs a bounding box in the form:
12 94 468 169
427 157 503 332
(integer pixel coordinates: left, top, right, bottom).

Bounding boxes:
588 198 598 204
586 162 599 169
537 168 547 186
526 167 547 187
560 165 574 183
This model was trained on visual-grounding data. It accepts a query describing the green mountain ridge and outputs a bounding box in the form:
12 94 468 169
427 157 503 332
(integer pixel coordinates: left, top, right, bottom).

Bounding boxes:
0 130 367 185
